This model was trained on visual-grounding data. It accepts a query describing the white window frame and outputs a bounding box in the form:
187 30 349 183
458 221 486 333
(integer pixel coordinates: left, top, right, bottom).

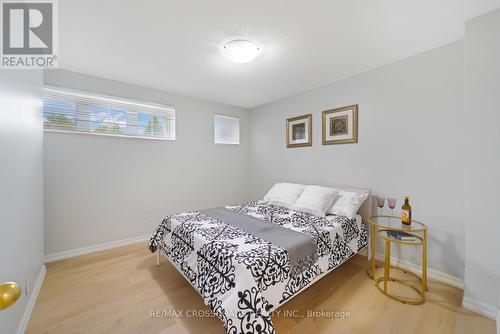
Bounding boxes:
42 86 176 141
214 114 240 145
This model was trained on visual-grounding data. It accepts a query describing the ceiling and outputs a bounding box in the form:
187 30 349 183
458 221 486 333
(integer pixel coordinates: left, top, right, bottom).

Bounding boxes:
58 0 500 108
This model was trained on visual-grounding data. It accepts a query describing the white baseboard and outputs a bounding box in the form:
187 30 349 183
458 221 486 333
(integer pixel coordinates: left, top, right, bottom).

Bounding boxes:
359 250 464 289
17 265 46 334
462 296 498 320
377 252 464 289
496 309 499 334
44 235 150 263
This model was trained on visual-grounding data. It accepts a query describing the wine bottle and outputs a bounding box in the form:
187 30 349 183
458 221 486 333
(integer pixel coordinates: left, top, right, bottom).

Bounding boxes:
401 195 412 225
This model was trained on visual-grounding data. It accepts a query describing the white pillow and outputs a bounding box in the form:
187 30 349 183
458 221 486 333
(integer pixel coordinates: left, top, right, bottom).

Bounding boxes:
329 191 368 218
263 183 305 209
292 185 338 217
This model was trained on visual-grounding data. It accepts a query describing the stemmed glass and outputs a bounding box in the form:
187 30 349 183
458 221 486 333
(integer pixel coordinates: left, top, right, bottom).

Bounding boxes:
388 198 397 217
377 196 385 216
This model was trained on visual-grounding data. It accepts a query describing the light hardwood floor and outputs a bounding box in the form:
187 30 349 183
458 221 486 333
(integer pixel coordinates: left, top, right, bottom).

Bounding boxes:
26 242 495 334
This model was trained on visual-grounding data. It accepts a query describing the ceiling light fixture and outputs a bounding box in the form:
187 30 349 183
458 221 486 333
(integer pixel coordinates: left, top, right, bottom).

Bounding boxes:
220 39 261 64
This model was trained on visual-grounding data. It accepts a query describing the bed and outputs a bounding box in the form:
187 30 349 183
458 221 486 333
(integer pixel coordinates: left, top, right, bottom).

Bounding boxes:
149 187 371 334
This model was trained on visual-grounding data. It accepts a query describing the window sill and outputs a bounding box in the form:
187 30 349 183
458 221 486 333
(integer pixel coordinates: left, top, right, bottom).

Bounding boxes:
44 129 176 141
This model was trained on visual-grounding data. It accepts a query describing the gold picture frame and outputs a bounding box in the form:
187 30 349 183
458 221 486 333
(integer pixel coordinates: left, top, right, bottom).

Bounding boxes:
322 105 358 145
286 114 312 148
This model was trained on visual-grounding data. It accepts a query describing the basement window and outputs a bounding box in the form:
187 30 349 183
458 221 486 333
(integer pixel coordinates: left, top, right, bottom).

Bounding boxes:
43 87 176 140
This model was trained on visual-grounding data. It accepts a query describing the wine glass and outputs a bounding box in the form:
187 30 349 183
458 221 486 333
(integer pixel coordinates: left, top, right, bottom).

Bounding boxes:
388 198 397 217
377 196 385 216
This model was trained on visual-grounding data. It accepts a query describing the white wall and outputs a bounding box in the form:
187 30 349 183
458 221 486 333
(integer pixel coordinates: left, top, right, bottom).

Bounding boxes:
0 71 44 334
248 41 465 281
43 70 251 255
463 8 500 318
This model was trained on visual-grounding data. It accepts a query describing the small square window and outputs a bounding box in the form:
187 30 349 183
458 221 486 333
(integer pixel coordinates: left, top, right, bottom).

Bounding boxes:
214 114 239 145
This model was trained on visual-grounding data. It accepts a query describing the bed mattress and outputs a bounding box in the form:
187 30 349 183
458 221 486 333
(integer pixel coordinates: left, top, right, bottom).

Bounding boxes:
149 200 367 334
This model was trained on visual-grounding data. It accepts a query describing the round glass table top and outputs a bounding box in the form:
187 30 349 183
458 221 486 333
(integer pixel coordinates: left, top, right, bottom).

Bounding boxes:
368 215 426 232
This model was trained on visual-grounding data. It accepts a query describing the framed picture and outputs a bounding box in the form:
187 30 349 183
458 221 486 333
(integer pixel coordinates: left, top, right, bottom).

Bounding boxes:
322 104 358 145
286 114 312 148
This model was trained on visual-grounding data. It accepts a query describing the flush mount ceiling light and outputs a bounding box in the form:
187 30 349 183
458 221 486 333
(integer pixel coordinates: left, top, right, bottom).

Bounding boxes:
220 39 261 64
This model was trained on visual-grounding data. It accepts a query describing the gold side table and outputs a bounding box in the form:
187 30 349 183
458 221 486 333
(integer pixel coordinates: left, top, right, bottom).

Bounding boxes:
367 215 427 305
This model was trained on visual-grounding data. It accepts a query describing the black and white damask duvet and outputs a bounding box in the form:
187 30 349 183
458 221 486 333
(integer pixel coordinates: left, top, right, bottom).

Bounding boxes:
149 200 367 334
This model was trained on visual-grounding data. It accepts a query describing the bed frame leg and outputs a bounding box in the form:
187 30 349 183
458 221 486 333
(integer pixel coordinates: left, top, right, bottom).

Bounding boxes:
156 251 160 266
